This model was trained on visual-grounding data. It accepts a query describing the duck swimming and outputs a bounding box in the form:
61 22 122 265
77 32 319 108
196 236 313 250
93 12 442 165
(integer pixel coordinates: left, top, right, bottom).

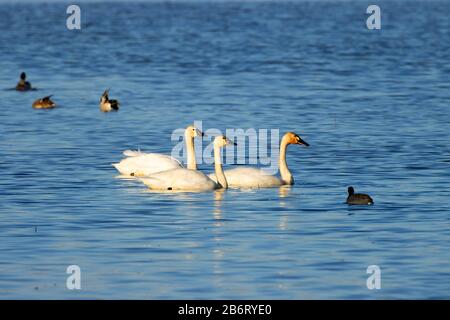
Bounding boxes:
346 186 374 205
32 95 56 109
208 132 309 188
15 72 32 91
99 89 120 112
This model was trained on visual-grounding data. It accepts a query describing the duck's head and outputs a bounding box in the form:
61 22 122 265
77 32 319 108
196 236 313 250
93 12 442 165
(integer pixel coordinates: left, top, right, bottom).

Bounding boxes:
214 135 236 148
100 89 109 103
185 125 204 138
348 186 355 195
20 72 26 80
42 95 55 106
284 132 309 147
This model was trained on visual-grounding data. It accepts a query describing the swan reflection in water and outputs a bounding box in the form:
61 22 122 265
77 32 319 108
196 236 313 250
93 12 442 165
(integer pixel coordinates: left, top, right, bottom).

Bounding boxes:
278 186 292 231
213 189 225 219
212 189 225 281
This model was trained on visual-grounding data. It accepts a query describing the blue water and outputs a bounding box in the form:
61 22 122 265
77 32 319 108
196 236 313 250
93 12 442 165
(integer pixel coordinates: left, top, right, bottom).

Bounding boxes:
0 0 449 299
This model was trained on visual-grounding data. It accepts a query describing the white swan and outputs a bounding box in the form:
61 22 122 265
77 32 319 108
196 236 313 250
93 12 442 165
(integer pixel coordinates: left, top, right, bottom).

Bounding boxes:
208 132 309 188
140 135 235 192
112 125 203 177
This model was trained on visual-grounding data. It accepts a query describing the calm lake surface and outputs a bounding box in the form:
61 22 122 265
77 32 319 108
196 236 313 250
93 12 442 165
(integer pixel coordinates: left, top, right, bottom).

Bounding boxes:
0 0 449 299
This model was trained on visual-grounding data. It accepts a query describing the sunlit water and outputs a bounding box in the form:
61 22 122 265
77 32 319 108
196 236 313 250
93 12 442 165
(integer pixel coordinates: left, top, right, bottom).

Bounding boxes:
0 1 449 299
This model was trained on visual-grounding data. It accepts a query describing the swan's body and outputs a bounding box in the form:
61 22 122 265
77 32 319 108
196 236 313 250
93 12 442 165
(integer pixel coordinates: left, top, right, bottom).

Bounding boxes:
113 152 182 176
140 168 218 192
208 132 309 188
140 135 234 192
209 167 284 188
16 72 32 91
112 125 202 177
100 89 119 112
32 95 56 109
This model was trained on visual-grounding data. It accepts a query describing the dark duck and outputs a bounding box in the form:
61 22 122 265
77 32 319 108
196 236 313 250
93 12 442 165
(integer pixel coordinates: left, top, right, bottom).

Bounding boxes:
15 72 32 91
346 186 374 205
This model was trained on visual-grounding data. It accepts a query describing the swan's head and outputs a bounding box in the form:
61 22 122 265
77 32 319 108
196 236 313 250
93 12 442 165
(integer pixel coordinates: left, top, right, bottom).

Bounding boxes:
285 132 309 147
214 135 236 148
185 125 204 138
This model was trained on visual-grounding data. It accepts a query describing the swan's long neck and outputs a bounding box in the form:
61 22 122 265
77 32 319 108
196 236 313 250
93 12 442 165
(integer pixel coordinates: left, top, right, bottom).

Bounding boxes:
214 145 228 189
185 132 197 170
279 139 293 185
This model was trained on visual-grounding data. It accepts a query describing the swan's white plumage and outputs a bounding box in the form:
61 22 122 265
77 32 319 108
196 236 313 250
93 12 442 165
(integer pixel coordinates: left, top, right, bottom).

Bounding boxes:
208 167 282 188
122 149 144 157
112 153 182 177
140 135 235 192
141 168 217 192
113 125 202 177
207 132 309 188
